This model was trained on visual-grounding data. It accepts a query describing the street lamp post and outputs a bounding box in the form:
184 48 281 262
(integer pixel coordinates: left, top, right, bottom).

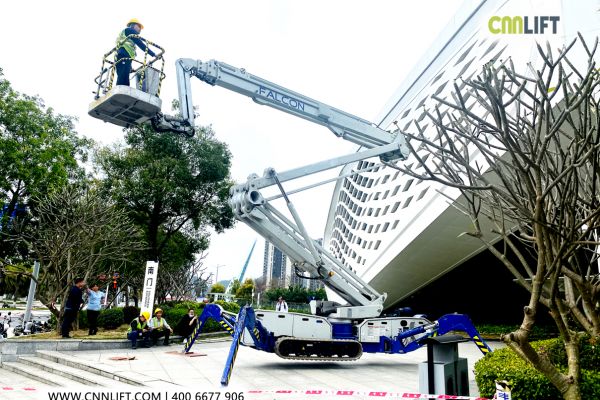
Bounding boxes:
215 264 226 284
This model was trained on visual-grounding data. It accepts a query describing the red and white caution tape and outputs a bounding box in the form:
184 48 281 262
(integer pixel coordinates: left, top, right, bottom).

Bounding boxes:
247 390 488 399
1 387 38 391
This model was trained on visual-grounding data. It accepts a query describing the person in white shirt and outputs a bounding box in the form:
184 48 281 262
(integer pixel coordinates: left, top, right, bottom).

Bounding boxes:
148 308 173 346
86 283 106 335
276 297 288 312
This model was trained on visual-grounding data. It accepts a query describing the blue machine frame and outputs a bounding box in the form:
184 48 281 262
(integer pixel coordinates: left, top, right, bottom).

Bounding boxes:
185 304 491 386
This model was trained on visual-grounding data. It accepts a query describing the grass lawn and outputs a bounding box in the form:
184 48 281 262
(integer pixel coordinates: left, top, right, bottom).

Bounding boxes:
12 325 130 340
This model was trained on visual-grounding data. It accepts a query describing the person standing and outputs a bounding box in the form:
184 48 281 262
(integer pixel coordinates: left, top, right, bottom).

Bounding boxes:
86 283 105 335
148 308 172 346
276 296 288 312
115 18 156 86
61 278 85 338
176 308 198 342
127 311 151 349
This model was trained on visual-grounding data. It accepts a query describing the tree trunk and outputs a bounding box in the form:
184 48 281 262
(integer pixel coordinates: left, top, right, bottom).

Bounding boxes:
563 384 580 400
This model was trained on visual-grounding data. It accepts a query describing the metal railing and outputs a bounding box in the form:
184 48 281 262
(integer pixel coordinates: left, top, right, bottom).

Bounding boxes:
93 34 166 99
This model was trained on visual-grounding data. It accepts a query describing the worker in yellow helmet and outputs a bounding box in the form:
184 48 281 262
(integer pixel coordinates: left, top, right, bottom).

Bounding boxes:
127 310 151 349
148 308 173 346
115 18 156 86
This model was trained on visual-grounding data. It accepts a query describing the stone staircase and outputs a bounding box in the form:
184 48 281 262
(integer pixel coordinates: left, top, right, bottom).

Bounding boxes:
1 350 165 387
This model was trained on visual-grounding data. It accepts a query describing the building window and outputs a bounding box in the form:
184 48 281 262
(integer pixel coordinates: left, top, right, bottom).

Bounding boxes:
417 187 429 201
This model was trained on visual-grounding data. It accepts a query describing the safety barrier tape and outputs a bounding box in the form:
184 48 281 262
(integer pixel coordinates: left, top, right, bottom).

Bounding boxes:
246 390 489 399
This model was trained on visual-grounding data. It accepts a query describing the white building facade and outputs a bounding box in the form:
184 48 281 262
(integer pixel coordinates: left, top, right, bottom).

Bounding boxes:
324 0 599 308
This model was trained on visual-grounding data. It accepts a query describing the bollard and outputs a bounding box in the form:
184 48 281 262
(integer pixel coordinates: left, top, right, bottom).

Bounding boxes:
418 334 470 395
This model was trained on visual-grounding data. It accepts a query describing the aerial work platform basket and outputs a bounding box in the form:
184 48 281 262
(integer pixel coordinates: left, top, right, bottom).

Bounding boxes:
89 35 165 128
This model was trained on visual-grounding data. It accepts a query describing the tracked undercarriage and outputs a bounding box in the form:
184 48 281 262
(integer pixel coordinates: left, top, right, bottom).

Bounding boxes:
274 336 363 361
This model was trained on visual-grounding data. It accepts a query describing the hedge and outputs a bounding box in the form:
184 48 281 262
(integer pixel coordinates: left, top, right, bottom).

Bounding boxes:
159 300 240 335
475 336 600 399
78 310 88 329
97 307 124 329
122 306 140 325
475 324 559 341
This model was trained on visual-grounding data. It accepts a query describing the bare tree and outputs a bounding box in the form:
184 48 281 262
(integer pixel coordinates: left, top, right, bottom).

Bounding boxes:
390 35 600 400
19 185 145 326
156 252 211 301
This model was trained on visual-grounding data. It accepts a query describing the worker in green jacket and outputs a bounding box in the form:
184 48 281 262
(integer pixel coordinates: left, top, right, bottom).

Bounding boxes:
115 18 156 86
127 311 151 349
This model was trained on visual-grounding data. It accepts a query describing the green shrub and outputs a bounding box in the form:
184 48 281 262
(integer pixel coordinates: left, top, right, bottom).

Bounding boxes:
214 300 240 314
98 307 124 329
164 308 189 335
77 310 88 329
475 324 559 340
122 306 140 324
159 301 240 335
49 313 57 328
475 336 600 399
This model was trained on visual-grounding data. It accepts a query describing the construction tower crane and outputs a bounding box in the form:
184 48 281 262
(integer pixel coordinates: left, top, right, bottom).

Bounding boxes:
90 49 491 386
225 240 257 296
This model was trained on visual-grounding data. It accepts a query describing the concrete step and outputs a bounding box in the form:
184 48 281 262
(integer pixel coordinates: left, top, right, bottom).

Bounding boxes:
35 350 145 386
1 361 79 387
18 356 129 387
0 367 53 388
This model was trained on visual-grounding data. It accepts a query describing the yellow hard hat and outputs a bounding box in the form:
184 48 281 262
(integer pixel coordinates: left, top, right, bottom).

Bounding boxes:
141 311 150 320
127 18 144 29
154 308 163 314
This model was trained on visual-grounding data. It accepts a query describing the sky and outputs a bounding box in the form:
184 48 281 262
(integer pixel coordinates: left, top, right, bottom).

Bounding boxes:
0 0 464 283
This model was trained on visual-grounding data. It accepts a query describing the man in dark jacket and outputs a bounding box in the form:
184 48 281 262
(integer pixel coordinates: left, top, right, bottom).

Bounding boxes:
115 18 156 86
61 278 85 338
176 308 198 341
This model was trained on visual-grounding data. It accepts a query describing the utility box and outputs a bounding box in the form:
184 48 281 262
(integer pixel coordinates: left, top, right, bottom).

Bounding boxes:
418 335 469 396
136 67 161 96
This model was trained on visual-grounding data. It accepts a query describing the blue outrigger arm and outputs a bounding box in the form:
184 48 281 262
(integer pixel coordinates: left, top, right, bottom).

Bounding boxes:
396 313 492 355
184 304 271 386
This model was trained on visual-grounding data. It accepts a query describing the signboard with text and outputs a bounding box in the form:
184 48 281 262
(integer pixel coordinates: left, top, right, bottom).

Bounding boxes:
140 261 159 317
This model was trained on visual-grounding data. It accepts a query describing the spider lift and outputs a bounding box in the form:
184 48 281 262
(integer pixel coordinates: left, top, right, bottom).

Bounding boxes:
89 55 492 386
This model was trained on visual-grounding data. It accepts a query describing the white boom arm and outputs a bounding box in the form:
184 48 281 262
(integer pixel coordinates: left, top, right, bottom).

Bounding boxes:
165 58 407 318
173 58 408 161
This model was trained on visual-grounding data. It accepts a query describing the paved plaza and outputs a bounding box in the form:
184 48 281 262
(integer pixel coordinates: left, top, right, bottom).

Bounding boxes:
0 338 504 400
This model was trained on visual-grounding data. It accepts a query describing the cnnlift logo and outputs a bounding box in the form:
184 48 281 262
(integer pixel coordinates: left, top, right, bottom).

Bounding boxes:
488 15 560 34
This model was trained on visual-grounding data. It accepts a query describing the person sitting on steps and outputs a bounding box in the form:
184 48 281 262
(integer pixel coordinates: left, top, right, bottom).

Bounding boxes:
148 308 172 346
127 311 151 349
